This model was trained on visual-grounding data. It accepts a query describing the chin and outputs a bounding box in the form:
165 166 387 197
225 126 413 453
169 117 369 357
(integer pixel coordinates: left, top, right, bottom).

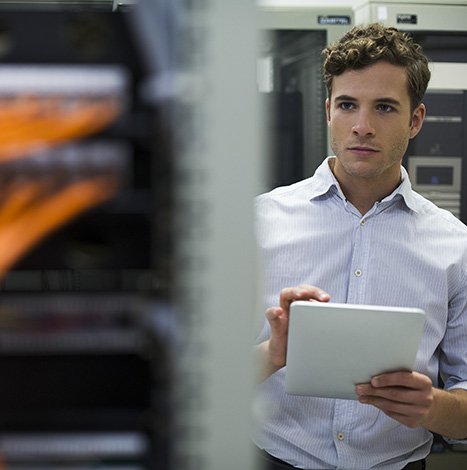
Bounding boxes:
342 162 382 179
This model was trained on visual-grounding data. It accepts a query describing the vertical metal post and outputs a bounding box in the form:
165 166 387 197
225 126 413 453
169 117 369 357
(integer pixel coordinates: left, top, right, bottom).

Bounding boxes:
173 2 262 470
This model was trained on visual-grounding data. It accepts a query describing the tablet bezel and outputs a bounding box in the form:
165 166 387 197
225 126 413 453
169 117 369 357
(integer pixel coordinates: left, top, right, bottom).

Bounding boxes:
284 301 426 399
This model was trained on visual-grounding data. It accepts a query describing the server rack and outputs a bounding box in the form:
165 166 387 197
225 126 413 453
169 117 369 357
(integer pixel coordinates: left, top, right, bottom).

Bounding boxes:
0 5 175 469
257 6 354 188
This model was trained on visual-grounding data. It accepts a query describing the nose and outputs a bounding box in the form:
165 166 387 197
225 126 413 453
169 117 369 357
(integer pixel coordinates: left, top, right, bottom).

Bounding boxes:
352 110 375 137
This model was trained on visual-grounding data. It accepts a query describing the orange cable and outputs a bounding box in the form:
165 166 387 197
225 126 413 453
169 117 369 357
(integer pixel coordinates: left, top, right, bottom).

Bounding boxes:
0 175 119 280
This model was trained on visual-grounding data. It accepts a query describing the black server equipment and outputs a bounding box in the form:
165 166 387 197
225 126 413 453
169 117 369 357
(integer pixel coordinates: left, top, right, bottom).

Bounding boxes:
0 3 177 470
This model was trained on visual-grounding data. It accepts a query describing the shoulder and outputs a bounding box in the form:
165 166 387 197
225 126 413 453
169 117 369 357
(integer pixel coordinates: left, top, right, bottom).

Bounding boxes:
255 157 337 211
256 177 313 202
255 177 318 214
254 178 319 239
409 191 467 236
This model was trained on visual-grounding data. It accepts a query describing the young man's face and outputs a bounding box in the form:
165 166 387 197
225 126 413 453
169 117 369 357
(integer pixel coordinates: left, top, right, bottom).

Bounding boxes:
326 61 425 188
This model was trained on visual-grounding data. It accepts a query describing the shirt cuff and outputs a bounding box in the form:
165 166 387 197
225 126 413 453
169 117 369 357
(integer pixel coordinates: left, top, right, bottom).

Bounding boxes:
442 383 467 445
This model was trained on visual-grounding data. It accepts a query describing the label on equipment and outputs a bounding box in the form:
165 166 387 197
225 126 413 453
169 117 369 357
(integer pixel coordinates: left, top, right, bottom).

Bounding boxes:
397 14 417 24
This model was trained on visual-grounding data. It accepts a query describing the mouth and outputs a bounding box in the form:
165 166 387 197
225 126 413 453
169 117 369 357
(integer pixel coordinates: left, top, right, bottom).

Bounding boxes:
348 146 380 157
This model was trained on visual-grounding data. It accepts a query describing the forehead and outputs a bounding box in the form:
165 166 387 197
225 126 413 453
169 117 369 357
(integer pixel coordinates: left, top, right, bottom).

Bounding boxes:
331 61 410 104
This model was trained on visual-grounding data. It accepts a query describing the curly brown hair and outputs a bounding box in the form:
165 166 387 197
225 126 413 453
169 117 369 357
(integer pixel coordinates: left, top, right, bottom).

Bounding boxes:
322 23 431 112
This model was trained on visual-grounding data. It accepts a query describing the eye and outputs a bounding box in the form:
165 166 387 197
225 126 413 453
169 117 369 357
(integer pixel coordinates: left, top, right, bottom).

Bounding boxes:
339 102 354 110
377 104 393 112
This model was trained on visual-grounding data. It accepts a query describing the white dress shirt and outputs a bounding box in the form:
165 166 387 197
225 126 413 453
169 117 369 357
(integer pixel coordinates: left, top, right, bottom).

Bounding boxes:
253 157 467 470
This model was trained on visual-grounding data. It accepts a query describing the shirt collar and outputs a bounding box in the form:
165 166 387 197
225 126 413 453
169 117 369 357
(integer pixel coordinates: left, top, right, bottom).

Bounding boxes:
308 157 344 201
397 165 420 213
309 157 420 214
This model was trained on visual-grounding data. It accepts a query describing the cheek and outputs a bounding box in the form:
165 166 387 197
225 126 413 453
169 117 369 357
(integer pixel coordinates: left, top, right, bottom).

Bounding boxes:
388 132 411 157
329 131 341 155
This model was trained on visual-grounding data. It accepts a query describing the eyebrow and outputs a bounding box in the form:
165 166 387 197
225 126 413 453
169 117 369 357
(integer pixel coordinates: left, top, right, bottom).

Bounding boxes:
334 95 402 107
334 95 357 102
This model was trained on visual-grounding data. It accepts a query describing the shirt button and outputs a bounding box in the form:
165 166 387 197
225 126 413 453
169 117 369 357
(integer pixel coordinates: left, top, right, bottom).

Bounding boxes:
360 219 366 226
337 432 344 441
354 269 362 277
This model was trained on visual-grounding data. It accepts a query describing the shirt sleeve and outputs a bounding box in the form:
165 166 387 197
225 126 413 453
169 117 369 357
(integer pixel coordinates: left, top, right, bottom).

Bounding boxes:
439 266 467 444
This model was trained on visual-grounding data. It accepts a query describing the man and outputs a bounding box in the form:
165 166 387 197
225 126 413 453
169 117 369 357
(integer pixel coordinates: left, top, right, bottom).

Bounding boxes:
253 23 467 470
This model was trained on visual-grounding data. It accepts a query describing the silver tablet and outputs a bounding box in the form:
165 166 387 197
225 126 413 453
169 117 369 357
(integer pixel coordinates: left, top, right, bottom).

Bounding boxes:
284 301 426 399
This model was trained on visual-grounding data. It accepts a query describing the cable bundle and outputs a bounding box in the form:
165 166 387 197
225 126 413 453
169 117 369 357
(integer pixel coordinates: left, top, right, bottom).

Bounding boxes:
0 90 126 279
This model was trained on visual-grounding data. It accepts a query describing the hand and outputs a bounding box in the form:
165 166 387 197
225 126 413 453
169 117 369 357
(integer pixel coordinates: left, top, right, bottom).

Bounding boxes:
265 285 330 370
355 371 434 428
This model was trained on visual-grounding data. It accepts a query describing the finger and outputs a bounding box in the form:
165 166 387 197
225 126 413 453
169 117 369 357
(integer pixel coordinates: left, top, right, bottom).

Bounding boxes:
265 307 288 334
357 385 424 405
359 394 430 423
367 400 428 428
279 285 330 311
371 371 432 390
266 306 284 324
382 411 423 429
359 394 411 411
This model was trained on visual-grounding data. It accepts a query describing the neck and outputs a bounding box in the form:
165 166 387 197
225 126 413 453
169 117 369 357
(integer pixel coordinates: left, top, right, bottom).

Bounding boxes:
341 182 392 215
329 158 402 215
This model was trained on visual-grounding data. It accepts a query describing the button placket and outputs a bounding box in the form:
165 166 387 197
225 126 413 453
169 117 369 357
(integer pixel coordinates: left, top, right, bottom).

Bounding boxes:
347 217 370 304
333 400 358 469
352 221 364 279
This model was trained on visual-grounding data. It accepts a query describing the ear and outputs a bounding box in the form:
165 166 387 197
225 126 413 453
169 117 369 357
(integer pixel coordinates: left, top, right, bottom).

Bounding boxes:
326 98 331 127
409 103 426 139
